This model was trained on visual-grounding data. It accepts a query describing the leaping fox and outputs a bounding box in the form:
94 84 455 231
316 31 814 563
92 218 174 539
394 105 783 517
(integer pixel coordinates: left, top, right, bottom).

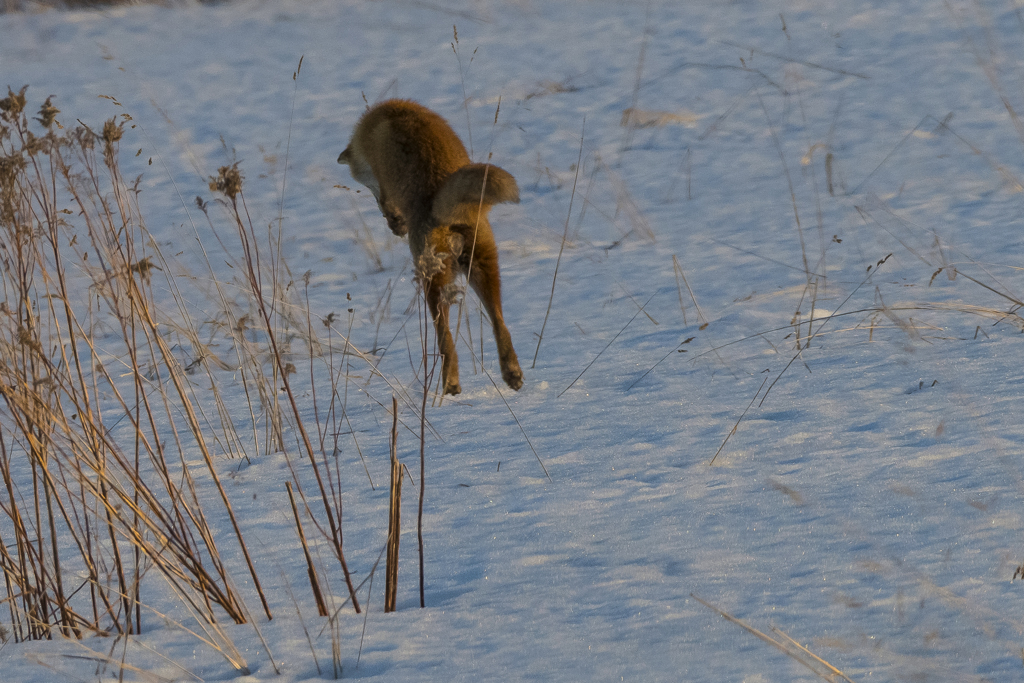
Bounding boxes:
338 99 523 395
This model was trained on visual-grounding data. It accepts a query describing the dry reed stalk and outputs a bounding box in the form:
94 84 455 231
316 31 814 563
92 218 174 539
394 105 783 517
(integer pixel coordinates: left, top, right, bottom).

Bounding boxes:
691 593 855 682
0 93 262 663
278 55 303 232
756 89 810 286
708 376 768 466
212 165 361 614
384 396 401 613
451 25 474 158
418 299 430 608
532 118 585 369
671 254 689 326
619 0 652 156
463 303 477 374
349 196 385 272
758 254 892 408
445 96 501 407
558 292 655 397
334 312 376 488
132 300 271 620
78 151 257 619
286 481 328 617
410 277 443 606
1 97 122 639
192 201 285 458
486 369 550 480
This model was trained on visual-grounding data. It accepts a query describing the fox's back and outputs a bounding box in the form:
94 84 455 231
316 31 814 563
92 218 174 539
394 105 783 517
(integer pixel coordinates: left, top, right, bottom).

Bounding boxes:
351 100 470 223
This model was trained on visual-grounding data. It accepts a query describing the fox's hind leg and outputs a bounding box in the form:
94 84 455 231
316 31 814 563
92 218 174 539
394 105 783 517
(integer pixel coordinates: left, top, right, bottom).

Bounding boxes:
460 226 523 391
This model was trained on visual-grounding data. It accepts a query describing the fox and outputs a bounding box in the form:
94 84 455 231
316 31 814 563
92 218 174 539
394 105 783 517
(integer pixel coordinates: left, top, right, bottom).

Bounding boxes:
338 99 523 396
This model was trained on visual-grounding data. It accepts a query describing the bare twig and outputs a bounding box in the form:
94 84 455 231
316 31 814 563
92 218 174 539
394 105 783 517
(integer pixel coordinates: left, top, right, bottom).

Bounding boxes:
691 593 856 682
533 117 585 368
558 292 655 397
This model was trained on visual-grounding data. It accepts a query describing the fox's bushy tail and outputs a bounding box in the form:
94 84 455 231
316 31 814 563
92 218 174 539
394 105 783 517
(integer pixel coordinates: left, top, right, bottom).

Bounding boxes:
432 163 519 225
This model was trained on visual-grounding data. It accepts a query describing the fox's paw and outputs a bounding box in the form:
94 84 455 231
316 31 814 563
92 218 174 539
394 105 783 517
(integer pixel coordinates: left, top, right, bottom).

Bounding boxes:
384 211 407 237
502 365 523 392
443 380 462 396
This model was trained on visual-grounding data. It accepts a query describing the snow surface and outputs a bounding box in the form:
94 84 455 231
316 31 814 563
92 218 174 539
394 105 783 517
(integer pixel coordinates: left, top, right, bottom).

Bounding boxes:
4 0 1024 680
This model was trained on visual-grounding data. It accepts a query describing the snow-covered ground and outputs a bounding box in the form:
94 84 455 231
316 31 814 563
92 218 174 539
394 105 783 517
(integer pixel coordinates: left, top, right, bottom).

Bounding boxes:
4 0 1024 680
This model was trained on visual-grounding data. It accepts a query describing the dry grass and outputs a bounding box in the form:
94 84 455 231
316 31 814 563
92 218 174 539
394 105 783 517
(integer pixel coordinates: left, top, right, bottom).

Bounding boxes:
0 86 401 676
691 593 856 682
0 87 256 661
384 396 401 613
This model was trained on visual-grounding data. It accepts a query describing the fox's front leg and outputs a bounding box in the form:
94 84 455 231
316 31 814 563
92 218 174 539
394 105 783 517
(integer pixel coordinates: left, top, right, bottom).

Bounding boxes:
425 276 460 395
376 190 407 237
383 207 406 237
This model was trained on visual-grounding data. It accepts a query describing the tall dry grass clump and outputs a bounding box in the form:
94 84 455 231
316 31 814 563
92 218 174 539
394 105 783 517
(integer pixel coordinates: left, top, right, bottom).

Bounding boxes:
0 87 378 675
0 86 260 661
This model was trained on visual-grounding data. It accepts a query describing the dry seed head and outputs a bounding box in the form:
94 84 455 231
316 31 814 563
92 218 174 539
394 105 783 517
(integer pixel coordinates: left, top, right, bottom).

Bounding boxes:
447 231 464 256
129 257 159 282
415 242 446 282
36 97 59 129
0 153 26 186
22 130 50 157
414 235 466 304
442 280 464 307
0 153 26 223
209 164 243 199
102 118 122 145
16 326 43 355
0 86 28 122
442 232 466 305
71 125 96 151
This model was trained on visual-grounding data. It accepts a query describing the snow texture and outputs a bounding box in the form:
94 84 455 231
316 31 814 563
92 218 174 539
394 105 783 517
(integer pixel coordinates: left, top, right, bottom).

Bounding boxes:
3 0 1024 680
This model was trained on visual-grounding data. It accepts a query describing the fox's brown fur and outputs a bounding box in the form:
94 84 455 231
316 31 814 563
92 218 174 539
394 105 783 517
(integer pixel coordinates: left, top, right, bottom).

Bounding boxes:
338 99 522 395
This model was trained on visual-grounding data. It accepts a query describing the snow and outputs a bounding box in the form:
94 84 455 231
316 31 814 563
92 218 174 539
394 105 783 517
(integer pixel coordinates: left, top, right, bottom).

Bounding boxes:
4 0 1024 680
